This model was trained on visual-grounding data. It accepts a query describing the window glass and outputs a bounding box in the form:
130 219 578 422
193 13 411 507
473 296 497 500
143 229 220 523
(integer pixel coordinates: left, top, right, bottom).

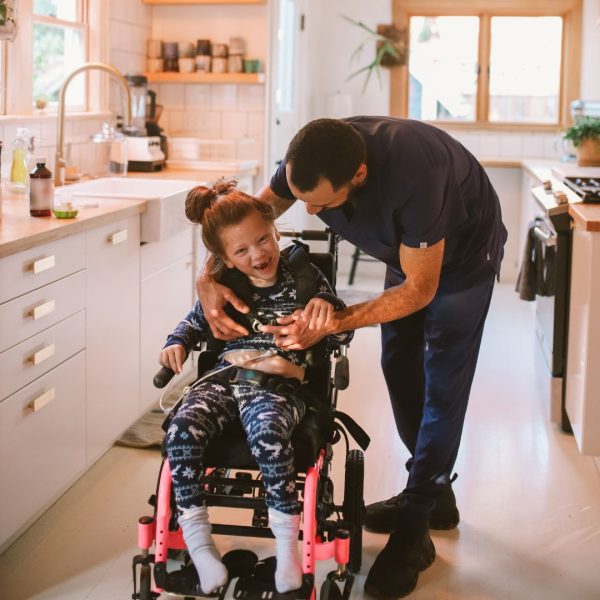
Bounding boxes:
34 0 79 22
489 17 562 124
33 23 85 107
408 16 479 122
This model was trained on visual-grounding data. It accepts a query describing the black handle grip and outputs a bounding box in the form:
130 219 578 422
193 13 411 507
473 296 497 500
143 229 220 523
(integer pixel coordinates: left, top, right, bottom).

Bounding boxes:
334 355 350 390
279 229 329 241
154 366 176 388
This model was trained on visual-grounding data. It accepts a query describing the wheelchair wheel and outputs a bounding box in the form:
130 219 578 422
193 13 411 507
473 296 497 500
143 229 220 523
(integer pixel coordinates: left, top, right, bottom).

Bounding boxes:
139 563 152 600
342 449 364 573
320 578 343 600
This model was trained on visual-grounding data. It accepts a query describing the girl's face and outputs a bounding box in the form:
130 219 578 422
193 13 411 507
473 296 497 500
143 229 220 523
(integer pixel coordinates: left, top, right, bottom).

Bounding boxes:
219 211 281 287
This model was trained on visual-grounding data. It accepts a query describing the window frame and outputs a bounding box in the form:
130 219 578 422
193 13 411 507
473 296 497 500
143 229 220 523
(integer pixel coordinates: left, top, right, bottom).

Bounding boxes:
2 0 108 117
391 0 583 131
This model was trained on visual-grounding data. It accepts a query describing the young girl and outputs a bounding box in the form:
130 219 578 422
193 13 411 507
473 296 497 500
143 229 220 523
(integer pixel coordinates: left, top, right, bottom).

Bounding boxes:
161 180 352 594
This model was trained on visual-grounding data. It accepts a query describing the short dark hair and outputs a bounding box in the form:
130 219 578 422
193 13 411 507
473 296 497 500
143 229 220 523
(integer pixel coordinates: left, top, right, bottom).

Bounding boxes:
285 118 366 192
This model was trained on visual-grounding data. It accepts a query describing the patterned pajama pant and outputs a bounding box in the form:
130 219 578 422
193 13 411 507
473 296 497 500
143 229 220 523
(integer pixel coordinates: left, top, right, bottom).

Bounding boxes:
165 379 306 516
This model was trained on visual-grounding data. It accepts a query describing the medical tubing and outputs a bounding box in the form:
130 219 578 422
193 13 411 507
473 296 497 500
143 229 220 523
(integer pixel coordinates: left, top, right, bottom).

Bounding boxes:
157 349 278 413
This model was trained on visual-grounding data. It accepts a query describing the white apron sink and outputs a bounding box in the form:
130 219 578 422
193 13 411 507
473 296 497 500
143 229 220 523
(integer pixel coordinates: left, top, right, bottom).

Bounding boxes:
60 177 203 242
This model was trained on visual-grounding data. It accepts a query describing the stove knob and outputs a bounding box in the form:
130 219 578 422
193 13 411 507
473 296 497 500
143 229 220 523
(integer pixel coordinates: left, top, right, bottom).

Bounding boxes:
542 180 553 191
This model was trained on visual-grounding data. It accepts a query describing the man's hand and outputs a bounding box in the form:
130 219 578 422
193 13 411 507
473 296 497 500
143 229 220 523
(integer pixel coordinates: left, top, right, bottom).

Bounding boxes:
160 344 186 374
261 308 336 350
302 298 334 330
196 273 249 340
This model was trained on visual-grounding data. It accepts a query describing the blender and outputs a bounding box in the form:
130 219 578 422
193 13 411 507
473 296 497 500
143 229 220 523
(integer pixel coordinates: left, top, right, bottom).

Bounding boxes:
124 73 165 172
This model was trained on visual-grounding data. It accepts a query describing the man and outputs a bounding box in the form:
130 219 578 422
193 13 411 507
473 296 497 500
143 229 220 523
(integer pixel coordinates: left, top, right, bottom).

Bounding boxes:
198 117 507 598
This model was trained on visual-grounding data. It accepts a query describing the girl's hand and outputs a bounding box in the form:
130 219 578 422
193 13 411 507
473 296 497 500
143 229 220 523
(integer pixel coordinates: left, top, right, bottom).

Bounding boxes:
160 344 187 374
302 298 334 330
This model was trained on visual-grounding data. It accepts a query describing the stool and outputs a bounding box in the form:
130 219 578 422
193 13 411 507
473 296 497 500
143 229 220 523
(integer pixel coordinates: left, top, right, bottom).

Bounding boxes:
348 246 378 285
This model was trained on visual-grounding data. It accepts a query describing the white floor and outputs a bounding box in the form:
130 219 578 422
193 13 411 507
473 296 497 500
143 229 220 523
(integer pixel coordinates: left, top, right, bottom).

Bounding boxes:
2 282 600 600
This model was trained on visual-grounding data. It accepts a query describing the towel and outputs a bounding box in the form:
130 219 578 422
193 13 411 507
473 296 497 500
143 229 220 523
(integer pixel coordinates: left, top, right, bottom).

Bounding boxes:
515 220 556 301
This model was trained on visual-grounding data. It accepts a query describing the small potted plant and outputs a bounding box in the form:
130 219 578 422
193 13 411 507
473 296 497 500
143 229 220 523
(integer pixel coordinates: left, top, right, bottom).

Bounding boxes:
564 116 600 166
0 0 17 41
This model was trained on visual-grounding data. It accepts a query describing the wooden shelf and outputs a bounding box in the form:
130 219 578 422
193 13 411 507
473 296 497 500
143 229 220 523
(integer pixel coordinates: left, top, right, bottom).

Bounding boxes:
144 72 265 84
143 0 265 4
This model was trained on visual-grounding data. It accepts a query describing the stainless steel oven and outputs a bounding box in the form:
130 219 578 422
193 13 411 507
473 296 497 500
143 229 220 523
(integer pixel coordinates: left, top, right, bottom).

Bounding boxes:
530 187 573 431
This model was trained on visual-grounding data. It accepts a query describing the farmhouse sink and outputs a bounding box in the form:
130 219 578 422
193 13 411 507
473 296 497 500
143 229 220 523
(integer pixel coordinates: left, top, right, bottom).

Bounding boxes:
60 177 203 242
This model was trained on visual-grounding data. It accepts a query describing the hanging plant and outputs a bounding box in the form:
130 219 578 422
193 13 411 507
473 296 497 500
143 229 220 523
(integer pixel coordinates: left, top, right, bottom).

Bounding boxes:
0 0 17 41
342 15 407 93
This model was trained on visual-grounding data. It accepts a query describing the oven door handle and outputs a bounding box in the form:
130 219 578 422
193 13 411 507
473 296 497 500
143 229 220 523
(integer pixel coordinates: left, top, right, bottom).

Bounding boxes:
533 224 557 247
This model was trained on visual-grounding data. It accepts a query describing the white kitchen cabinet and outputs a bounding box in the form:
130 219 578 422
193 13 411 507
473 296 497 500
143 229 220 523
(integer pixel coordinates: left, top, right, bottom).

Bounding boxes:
565 223 600 455
85 216 141 464
0 352 86 548
140 228 195 413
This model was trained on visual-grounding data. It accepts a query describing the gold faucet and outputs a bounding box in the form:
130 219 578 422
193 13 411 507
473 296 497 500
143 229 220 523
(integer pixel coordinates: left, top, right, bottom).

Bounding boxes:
55 62 132 186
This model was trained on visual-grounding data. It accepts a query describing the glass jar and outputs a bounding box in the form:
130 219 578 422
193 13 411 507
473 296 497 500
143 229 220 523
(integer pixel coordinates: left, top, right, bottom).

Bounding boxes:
90 123 128 178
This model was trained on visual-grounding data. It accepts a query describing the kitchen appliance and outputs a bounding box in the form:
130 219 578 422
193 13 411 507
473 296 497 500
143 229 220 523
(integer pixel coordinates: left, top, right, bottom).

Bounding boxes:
562 176 600 202
124 73 165 172
530 185 573 431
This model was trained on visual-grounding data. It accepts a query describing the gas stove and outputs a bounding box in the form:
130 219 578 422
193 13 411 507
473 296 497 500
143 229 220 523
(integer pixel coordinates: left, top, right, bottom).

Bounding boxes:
563 176 600 202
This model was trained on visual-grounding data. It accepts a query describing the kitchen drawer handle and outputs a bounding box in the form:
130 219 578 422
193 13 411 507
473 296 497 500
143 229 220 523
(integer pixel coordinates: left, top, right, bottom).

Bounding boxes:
29 388 55 413
31 343 56 366
31 255 56 274
31 300 56 320
109 229 128 245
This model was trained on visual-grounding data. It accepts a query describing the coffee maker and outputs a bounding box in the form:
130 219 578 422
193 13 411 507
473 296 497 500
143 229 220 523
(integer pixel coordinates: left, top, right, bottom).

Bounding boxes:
124 74 166 172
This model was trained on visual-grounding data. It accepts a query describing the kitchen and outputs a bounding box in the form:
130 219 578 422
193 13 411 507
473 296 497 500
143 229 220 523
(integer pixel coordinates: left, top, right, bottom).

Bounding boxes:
1 0 600 598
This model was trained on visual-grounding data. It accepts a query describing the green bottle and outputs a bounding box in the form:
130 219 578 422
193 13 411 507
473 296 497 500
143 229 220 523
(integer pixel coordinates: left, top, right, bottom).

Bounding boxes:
10 128 30 193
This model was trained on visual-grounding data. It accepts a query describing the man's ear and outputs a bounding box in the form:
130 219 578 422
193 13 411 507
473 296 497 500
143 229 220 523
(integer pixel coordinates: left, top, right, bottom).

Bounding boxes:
275 227 281 241
352 163 368 185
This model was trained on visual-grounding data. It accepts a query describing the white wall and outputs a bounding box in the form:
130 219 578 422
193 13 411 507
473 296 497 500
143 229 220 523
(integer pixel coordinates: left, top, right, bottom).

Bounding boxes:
581 0 600 100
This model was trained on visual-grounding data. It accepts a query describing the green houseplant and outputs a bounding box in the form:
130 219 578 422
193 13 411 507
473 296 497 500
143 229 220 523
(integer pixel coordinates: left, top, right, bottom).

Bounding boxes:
342 15 407 92
564 116 600 166
0 0 16 41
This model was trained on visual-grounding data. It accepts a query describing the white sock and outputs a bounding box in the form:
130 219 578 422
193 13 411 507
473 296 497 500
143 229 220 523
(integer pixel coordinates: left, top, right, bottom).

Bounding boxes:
268 508 303 593
178 506 228 594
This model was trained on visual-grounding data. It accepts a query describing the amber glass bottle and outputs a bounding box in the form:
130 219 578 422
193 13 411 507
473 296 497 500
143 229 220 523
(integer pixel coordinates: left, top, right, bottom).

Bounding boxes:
29 158 53 217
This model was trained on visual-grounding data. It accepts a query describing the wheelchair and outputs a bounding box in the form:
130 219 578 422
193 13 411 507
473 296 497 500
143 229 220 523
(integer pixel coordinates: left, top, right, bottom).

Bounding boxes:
132 229 369 600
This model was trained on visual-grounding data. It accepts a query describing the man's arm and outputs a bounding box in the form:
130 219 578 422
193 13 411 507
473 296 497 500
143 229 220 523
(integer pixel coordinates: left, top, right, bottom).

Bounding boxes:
255 183 296 217
263 240 445 349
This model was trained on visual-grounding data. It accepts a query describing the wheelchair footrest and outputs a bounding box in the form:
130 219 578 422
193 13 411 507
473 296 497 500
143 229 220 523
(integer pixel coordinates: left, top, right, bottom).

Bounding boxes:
233 556 314 600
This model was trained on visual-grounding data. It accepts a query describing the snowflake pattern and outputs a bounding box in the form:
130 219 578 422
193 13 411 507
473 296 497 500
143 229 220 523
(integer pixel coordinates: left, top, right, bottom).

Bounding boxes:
183 466 196 479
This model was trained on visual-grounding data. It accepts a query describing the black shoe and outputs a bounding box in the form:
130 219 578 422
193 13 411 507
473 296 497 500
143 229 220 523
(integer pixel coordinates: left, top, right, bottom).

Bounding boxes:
364 482 459 533
364 503 436 600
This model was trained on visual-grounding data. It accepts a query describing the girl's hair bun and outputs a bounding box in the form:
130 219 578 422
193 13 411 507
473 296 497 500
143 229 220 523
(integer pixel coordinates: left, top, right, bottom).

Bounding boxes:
185 179 239 224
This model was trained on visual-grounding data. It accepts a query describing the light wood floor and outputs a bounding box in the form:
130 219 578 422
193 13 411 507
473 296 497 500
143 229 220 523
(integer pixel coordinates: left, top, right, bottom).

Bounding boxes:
1 283 600 599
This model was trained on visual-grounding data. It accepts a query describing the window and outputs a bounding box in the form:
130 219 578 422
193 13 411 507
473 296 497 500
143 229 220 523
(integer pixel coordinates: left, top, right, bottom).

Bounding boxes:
33 0 88 110
392 1 582 129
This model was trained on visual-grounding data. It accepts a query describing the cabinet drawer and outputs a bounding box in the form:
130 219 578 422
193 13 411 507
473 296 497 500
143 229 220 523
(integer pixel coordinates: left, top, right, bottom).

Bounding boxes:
0 233 85 304
0 310 85 401
141 227 193 280
0 270 85 353
0 352 86 547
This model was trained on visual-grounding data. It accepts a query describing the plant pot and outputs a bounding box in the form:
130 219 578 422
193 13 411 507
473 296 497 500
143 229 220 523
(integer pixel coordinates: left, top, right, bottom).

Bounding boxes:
577 137 600 167
0 21 16 41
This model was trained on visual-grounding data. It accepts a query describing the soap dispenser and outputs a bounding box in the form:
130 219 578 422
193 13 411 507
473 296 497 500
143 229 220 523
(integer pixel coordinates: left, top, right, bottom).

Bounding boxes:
10 128 30 193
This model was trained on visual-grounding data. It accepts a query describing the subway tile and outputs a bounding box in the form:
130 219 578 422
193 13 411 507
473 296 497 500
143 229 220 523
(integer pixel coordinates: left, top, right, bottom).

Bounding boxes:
542 133 561 160
210 85 238 111
166 111 186 136
521 134 545 158
221 111 248 138
237 85 265 112
499 133 523 158
479 133 501 157
159 84 186 110
246 111 265 138
196 112 222 138
185 85 211 109
453 131 480 156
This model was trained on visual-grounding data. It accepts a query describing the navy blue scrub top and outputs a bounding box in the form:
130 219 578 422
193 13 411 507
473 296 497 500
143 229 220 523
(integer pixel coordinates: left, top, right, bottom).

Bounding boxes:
270 117 508 290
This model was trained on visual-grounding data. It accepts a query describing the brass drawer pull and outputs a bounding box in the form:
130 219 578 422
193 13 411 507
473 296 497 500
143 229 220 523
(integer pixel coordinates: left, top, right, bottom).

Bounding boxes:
31 255 56 274
109 229 128 245
31 300 56 320
31 343 56 365
30 388 55 412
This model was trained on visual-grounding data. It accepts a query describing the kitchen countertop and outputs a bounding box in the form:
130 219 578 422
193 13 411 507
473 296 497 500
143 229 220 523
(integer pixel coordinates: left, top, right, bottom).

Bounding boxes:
0 187 147 258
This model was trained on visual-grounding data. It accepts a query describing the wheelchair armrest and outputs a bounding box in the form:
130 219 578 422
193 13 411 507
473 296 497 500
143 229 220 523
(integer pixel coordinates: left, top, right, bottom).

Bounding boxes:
154 366 176 388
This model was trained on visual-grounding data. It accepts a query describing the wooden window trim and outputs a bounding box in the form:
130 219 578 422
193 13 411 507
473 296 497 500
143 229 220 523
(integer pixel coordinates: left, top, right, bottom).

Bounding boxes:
4 0 107 116
391 0 582 130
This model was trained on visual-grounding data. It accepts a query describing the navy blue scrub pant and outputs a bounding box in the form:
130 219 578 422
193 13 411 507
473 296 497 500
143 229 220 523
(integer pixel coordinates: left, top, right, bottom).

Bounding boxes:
381 259 496 503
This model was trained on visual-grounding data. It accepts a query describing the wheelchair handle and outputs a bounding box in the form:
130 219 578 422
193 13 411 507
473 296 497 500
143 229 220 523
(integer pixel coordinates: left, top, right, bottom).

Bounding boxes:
279 229 329 241
154 366 176 388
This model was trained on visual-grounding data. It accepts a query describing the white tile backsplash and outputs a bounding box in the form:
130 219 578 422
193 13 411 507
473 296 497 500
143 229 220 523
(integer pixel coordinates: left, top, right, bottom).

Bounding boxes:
237 85 265 112
479 133 501 157
246 111 265 137
210 85 238 111
159 84 187 111
521 133 545 158
499 132 523 157
185 85 211 109
221 111 248 138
